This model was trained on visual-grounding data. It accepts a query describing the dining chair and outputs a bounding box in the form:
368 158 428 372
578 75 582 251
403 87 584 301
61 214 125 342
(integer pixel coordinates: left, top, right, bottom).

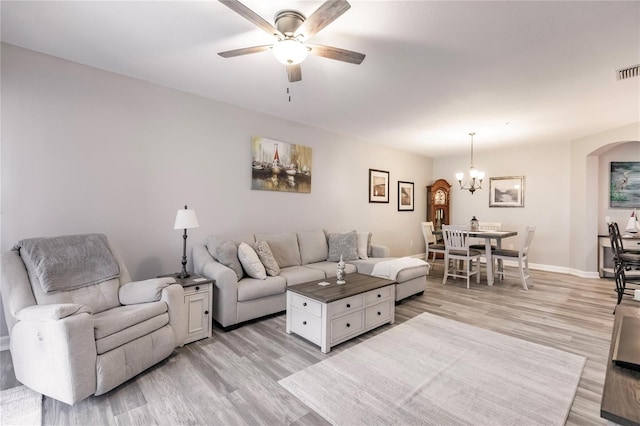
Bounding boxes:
608 222 640 306
421 221 445 268
469 222 503 250
492 226 536 290
442 225 482 288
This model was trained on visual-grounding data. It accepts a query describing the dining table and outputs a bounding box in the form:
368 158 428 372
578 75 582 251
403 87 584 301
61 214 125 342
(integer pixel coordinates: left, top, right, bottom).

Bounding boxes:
433 229 518 286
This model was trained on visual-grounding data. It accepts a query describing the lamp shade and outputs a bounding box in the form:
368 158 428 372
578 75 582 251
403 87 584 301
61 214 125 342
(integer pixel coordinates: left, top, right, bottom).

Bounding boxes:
174 209 199 230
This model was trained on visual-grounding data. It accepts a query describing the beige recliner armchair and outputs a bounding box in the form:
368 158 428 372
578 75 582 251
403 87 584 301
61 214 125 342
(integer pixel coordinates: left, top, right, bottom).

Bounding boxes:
1 233 186 405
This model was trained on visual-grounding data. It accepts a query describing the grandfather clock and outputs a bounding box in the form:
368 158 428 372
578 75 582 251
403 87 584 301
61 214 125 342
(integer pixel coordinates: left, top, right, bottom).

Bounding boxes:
426 179 451 232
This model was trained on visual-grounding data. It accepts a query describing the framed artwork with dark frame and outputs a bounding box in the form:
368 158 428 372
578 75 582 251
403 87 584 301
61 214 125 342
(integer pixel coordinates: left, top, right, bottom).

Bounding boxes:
398 181 414 211
489 176 525 207
369 169 390 203
610 161 640 208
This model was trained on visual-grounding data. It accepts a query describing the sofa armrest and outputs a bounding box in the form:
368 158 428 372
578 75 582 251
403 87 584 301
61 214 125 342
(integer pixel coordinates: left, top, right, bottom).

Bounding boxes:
10 311 97 405
371 244 390 258
17 304 92 321
119 277 176 305
160 283 186 347
193 244 240 328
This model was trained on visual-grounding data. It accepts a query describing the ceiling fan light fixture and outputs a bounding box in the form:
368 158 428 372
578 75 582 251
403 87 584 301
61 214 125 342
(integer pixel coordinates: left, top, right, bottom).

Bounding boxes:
272 38 308 65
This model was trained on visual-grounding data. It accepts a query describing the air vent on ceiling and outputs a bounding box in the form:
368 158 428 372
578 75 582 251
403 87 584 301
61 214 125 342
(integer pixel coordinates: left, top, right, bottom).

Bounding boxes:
617 65 639 80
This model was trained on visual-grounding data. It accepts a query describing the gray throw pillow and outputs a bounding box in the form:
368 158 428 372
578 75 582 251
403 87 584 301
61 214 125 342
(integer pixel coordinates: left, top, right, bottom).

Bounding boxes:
327 231 359 262
254 240 280 276
216 241 243 280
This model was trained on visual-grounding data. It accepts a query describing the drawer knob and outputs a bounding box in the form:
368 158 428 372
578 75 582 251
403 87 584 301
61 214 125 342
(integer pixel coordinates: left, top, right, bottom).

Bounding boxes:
346 323 351 328
195 286 200 291
204 310 209 315
346 303 351 308
377 311 381 316
377 294 381 298
303 321 307 325
303 302 307 307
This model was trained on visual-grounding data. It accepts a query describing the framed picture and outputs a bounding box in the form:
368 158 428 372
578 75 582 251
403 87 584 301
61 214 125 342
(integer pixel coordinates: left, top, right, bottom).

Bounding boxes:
489 176 525 207
610 161 640 208
251 136 312 193
369 169 390 203
398 181 414 211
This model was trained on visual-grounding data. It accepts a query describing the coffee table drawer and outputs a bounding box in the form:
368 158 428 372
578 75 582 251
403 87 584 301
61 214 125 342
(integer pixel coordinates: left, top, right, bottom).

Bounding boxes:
330 294 364 318
364 285 392 304
330 311 364 343
290 307 322 344
365 300 393 328
290 293 322 317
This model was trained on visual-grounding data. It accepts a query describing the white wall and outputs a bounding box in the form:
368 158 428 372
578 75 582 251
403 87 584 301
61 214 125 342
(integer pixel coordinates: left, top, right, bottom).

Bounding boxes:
433 141 571 269
597 142 640 235
570 122 640 274
0 44 433 337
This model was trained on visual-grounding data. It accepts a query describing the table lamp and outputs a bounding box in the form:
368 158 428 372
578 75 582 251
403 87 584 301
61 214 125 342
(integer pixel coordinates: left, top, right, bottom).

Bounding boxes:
174 205 199 278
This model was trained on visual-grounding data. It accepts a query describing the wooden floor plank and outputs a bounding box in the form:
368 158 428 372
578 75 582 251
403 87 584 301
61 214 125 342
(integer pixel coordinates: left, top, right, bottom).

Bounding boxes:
2 266 635 425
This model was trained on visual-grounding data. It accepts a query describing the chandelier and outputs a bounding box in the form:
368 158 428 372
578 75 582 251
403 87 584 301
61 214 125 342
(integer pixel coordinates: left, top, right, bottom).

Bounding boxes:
456 132 485 194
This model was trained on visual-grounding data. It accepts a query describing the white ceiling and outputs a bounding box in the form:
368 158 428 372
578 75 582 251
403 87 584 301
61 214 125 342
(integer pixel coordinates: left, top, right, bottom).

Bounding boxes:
2 1 639 157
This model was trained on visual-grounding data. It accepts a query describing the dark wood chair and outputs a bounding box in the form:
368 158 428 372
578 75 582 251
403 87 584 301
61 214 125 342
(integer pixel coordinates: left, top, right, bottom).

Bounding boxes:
608 222 640 306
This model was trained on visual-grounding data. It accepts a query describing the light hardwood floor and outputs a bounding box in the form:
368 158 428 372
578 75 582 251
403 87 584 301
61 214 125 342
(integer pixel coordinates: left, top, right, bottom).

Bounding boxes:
2 265 634 425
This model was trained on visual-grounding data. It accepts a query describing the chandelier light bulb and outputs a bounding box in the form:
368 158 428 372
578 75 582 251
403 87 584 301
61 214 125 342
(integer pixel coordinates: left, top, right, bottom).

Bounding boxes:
272 39 308 65
456 132 484 194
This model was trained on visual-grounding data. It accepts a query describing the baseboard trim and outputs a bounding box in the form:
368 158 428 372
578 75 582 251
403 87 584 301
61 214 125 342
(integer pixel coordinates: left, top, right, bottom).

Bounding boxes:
422 252 600 280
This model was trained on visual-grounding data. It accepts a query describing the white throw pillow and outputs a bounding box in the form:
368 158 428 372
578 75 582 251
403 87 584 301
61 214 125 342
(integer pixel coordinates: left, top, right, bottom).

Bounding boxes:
238 242 267 280
357 232 372 259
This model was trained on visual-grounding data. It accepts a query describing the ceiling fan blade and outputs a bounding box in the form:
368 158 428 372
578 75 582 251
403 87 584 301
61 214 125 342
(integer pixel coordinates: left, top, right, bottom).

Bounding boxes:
287 64 302 82
296 0 351 40
307 44 365 64
219 0 284 38
218 45 272 58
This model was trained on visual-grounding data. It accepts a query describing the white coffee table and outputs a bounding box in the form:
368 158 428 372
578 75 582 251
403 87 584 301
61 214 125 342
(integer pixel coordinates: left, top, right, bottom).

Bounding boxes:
285 273 395 353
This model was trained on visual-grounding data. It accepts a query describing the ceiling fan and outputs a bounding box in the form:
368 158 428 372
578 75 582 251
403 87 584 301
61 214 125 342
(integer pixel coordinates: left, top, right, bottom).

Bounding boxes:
218 0 366 83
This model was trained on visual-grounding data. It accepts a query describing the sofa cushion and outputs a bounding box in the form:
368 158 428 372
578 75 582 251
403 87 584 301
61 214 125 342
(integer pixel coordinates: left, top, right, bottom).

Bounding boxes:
357 232 372 259
93 301 168 340
216 241 243 280
279 265 326 286
95 313 169 355
205 234 255 261
254 240 280 276
304 261 357 277
254 232 301 268
350 258 430 283
327 231 359 262
237 276 286 302
238 242 267 280
298 230 329 264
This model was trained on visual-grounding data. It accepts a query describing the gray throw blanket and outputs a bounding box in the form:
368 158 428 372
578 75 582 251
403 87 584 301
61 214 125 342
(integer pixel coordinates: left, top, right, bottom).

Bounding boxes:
14 234 120 293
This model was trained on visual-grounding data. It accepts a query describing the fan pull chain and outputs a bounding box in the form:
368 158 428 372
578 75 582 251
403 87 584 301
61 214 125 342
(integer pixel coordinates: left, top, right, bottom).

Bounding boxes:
287 87 291 102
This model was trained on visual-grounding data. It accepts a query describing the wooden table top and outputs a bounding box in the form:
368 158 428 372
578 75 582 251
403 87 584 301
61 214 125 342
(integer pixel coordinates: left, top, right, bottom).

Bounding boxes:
600 303 640 426
433 229 518 238
287 273 395 304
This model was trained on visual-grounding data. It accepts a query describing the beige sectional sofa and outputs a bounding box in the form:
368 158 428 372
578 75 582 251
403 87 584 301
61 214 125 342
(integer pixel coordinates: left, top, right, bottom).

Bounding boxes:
193 229 429 330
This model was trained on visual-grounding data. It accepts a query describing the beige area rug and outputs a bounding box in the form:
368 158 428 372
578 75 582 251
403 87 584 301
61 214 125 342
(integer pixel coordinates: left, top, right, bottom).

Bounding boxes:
279 312 586 425
0 385 42 426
